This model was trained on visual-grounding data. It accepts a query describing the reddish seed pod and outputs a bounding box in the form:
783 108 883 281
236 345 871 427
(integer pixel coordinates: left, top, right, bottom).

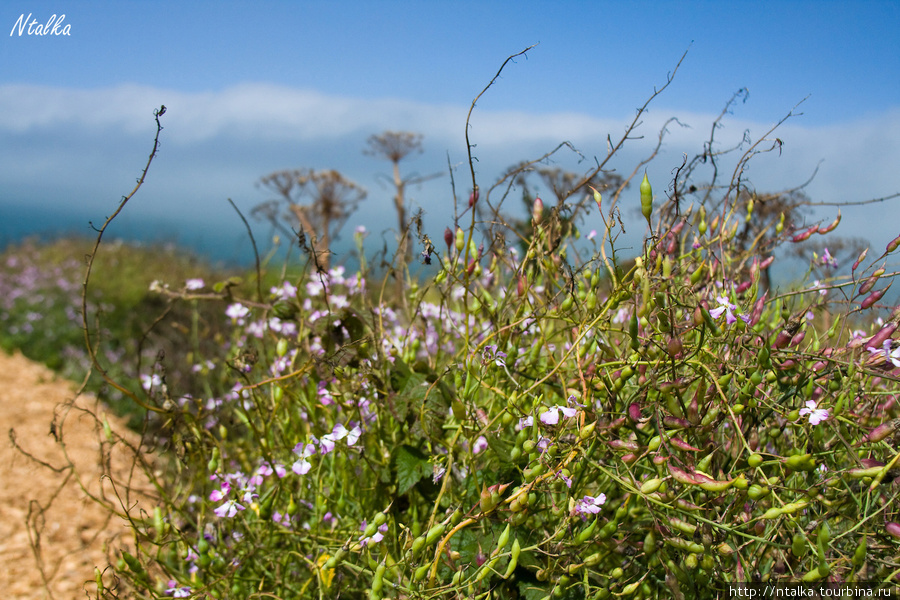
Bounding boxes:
670 437 702 452
861 419 900 444
749 294 767 326
861 283 892 310
735 280 751 295
693 306 705 327
759 255 775 270
628 403 643 423
792 225 818 243
663 416 692 430
668 463 702 485
887 233 900 254
886 522 900 539
444 227 454 249
790 330 806 347
517 275 526 297
868 323 899 351
858 274 880 296
468 187 479 207
667 336 684 358
853 248 869 272
608 439 640 452
772 330 793 349
818 211 841 234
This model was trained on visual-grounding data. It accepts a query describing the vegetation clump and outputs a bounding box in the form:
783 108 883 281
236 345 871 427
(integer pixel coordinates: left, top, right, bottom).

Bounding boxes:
5 51 900 599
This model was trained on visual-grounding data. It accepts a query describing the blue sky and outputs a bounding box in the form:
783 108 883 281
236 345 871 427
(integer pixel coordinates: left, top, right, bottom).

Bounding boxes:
2 1 899 266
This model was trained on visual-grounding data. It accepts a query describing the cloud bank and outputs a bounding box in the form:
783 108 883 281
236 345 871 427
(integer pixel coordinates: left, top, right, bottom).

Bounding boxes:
2 82 899 264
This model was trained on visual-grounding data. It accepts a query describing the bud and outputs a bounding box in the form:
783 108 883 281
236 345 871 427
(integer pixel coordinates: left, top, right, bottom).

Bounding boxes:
532 196 544 224
468 186 479 207
517 274 526 297
444 226 454 249
590 186 602 211
852 248 869 273
640 172 653 225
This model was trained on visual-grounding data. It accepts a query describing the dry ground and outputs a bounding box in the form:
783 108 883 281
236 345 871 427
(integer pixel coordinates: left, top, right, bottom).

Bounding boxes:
1 350 155 600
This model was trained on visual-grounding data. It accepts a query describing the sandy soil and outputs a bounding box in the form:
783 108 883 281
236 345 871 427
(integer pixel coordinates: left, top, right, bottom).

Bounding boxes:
0 350 155 600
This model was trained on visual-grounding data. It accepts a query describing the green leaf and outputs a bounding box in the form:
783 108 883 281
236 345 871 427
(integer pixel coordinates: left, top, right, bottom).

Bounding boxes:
519 581 551 600
486 432 515 463
394 444 431 494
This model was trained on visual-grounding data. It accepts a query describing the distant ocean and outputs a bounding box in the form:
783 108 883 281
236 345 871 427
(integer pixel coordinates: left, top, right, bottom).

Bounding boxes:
1 201 370 271
1 201 263 267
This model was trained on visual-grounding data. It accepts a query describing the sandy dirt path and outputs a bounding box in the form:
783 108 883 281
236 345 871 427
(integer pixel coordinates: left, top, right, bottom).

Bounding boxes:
0 350 154 600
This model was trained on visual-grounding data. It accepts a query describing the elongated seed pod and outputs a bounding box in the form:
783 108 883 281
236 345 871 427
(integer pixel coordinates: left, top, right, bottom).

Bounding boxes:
640 173 653 226
861 283 892 309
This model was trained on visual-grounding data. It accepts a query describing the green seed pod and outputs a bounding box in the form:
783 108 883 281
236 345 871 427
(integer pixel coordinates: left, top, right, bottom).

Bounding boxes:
668 516 697 536
817 522 831 547
414 563 431 582
576 518 599 544
408 534 426 558
425 523 446 546
761 507 784 520
664 537 705 554
622 580 642 596
153 506 165 540
496 523 511 552
629 313 640 350
371 561 386 595
801 564 829 582
455 227 465 252
644 529 657 556
597 519 619 540
102 417 114 443
747 485 770 500
640 477 663 494
476 555 500 582
121 551 147 579
503 539 521 578
207 446 220 473
322 548 345 571
640 172 653 225
852 535 867 567
785 454 817 472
